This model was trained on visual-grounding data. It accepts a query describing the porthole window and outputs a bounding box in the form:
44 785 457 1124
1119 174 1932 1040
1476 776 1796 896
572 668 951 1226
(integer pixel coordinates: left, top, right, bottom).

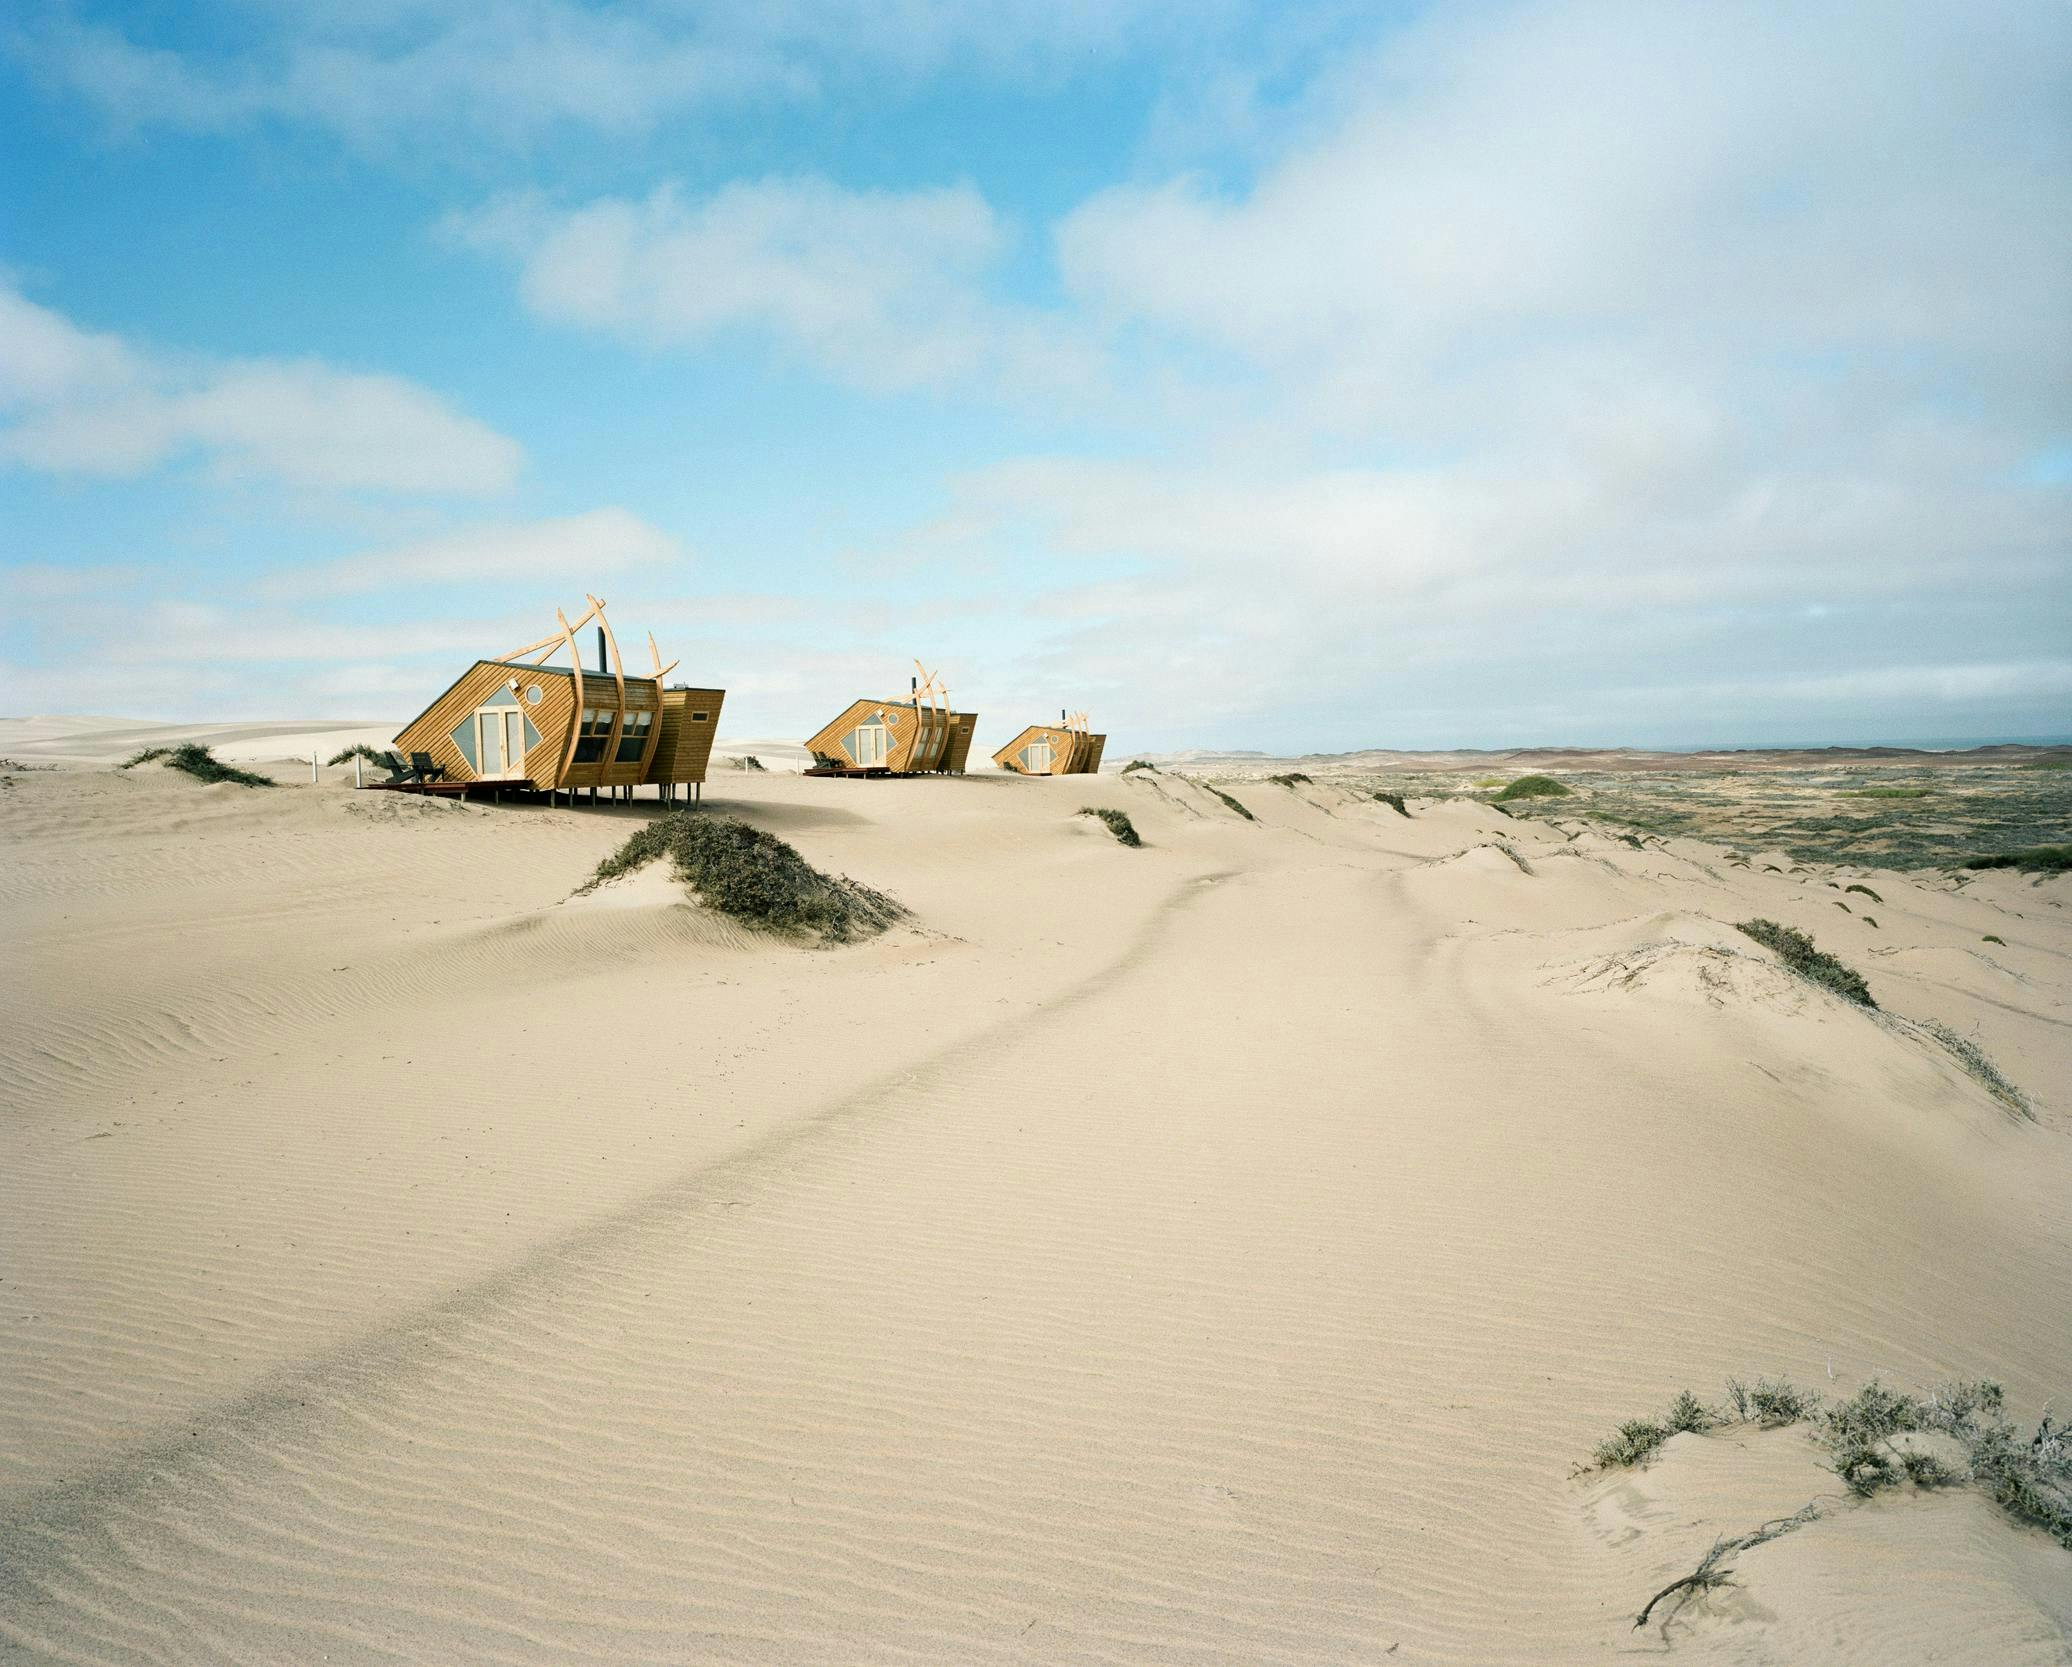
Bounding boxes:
525 685 542 704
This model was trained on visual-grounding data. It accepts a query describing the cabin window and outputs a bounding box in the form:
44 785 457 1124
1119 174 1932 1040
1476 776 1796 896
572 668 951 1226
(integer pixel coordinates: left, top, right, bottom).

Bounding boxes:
1019 741 1054 772
525 685 543 705
843 716 891 767
614 708 654 764
573 706 615 764
690 711 709 722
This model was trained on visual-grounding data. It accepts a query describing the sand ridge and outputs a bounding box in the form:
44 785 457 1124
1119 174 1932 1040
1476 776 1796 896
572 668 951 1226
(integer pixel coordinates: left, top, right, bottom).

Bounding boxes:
1 743 2067 1663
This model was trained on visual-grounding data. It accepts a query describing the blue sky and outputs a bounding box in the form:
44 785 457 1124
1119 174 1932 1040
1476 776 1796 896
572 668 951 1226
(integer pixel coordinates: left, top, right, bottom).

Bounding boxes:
2 0 2067 751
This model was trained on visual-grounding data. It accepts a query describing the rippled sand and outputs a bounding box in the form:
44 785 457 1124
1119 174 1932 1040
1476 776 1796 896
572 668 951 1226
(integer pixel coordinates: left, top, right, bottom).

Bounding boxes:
3 729 2067 1663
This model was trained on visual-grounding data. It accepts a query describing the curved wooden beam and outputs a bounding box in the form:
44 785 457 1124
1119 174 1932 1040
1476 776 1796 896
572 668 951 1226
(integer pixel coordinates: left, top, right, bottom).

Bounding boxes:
557 606 586 784
500 598 602 666
588 594 628 777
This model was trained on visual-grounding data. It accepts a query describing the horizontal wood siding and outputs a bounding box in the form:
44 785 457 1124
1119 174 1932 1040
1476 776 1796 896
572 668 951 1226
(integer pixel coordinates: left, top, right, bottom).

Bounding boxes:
990 722 1103 775
943 712 978 774
992 724 1061 774
645 687 726 785
396 660 576 788
807 697 931 771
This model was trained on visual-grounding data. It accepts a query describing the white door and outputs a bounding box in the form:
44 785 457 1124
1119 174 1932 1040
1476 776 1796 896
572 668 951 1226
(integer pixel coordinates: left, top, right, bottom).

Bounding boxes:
503 709 527 778
476 708 527 778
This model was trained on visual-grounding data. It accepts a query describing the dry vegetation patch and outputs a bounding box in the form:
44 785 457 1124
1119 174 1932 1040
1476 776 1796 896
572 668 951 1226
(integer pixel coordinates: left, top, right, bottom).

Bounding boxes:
1590 1375 2072 1631
1079 807 1143 847
120 744 274 788
579 811 904 942
1735 919 1875 1007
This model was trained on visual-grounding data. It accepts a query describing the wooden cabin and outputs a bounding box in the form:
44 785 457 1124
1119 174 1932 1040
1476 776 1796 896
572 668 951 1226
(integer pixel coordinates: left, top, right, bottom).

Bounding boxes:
805 663 975 776
392 596 724 802
993 712 1106 775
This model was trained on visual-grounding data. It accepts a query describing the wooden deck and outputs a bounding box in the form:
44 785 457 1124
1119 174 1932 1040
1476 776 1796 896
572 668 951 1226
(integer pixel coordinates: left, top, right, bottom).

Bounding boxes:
363 779 472 797
360 779 702 805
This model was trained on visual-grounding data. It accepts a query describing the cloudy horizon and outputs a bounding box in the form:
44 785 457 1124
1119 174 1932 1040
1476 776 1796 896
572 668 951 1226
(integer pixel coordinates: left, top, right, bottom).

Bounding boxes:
3 0 2067 753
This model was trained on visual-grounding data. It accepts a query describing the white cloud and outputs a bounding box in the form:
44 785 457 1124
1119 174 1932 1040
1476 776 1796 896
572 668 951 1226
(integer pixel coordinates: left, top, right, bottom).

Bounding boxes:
1057 0 2072 424
0 284 523 494
454 179 1095 397
14 1 1216 146
266 508 682 599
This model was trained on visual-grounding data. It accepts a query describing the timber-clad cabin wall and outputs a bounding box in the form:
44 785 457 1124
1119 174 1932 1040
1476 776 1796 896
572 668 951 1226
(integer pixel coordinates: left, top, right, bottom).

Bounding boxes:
646 688 726 787
393 659 577 789
991 724 1106 775
393 659 724 793
805 697 976 774
943 712 978 774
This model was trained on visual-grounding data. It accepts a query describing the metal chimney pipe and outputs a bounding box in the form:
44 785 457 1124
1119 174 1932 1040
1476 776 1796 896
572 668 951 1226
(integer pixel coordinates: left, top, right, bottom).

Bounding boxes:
597 625 607 674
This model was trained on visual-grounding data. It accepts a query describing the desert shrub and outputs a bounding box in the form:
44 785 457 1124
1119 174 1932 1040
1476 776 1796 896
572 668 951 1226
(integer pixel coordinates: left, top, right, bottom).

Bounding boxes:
1834 900 1852 912
1079 807 1142 847
1121 759 1157 774
1901 1450 1958 1487
1493 774 1570 801
1594 1418 1670 1469
1844 883 1883 903
1920 1020 2031 1119
119 747 171 769
1614 1372 2071 1631
1372 791 1411 816
2023 759 2071 770
1818 1380 1920 1495
1959 1403 2072 1549
1204 785 1254 821
124 744 273 788
1844 785 1932 799
1614 1376 2072 1551
1725 1375 1819 1426
1735 919 1876 1007
729 754 766 771
327 743 392 767
1828 1380 2072 1543
579 812 903 942
1863 915 1878 928
1590 1390 1718 1471
1268 772 1312 788
1983 934 2005 945
1963 845 2072 873
1665 1390 1719 1433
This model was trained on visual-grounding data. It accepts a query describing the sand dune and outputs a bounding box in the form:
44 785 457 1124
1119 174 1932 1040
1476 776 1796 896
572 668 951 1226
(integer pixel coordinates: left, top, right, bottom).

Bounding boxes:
2 738 2066 1663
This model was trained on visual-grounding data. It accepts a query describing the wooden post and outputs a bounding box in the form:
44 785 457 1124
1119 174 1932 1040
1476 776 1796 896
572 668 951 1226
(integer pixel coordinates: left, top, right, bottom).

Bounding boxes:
355 755 362 789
